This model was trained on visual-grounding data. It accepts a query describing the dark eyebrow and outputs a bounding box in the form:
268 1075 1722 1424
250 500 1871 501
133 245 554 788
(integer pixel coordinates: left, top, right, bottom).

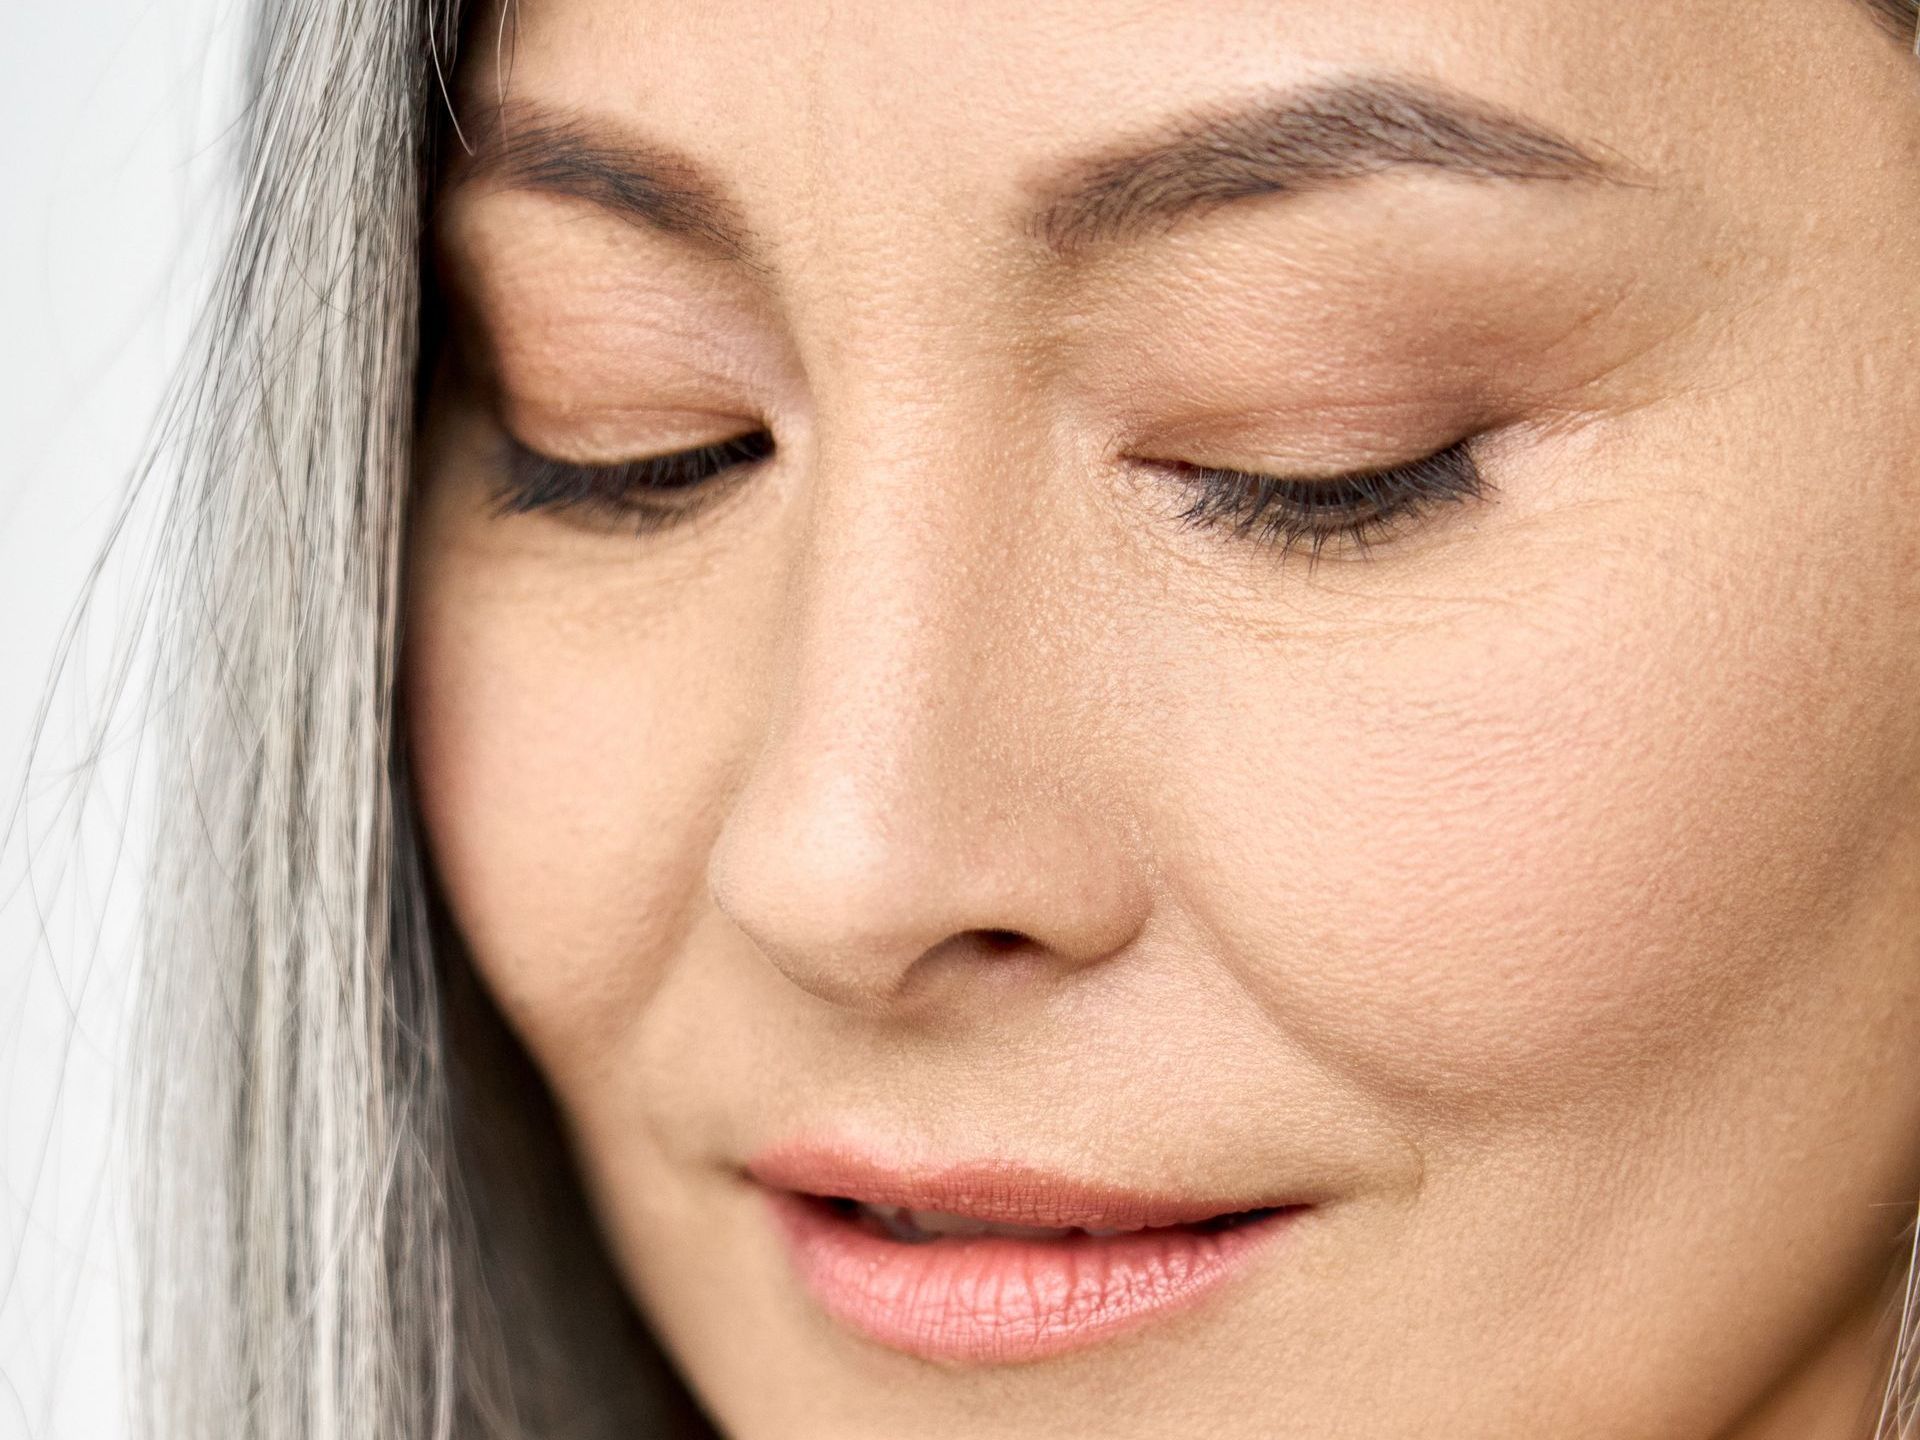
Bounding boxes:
445 100 763 269
1024 75 1633 259
442 76 1632 272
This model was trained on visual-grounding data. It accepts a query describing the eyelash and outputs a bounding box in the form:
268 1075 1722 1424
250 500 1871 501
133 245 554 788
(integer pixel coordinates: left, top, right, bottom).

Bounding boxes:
1149 441 1489 568
490 429 1489 560
490 430 776 532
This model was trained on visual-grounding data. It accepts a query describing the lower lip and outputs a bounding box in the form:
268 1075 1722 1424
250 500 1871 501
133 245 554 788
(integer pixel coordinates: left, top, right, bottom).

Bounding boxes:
761 1189 1300 1364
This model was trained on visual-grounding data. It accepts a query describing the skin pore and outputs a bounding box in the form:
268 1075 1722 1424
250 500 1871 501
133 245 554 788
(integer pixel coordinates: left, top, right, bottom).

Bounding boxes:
403 2 1920 1436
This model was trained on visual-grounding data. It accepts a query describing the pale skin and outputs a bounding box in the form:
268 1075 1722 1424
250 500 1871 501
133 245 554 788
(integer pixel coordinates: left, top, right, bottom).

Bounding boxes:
403 2 1920 1435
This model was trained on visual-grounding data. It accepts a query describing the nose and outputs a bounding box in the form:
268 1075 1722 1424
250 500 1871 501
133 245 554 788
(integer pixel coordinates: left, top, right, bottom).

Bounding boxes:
704 427 1154 1017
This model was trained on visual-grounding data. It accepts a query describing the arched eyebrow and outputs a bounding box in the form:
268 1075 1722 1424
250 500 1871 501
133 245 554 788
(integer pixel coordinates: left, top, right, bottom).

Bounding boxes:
1025 75 1635 259
442 74 1634 272
444 100 765 269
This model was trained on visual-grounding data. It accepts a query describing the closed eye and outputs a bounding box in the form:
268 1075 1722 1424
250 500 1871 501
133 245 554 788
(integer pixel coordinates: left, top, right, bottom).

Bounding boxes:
490 429 776 532
487 425 1491 564
1143 439 1492 572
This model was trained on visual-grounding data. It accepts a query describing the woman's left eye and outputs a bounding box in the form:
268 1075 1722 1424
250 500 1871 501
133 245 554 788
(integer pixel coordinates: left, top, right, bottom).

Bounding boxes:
1145 439 1492 569
490 429 776 532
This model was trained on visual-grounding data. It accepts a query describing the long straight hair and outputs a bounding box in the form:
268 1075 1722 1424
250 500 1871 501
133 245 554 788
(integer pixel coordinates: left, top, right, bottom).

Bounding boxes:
118 1 1920 1437
129 1 706 1434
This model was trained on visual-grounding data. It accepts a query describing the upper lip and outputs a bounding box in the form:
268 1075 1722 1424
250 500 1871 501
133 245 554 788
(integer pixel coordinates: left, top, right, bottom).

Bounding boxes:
745 1139 1303 1231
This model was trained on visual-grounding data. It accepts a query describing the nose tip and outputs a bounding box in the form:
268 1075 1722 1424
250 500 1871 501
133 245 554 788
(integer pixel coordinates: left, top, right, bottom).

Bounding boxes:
706 753 1152 1015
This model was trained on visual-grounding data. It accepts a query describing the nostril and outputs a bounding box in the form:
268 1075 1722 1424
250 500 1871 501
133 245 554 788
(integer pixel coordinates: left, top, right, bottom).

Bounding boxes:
973 928 1027 952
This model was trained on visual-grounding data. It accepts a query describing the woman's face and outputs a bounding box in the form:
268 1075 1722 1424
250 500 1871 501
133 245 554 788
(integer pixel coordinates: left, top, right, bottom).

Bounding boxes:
405 2 1920 1435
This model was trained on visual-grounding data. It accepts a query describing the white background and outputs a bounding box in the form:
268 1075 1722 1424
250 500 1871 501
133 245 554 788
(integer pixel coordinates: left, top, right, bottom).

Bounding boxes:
1 3 240 1436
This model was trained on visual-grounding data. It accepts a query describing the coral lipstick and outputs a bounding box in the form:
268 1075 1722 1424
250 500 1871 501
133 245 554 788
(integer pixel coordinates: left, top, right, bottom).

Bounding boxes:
748 1145 1305 1364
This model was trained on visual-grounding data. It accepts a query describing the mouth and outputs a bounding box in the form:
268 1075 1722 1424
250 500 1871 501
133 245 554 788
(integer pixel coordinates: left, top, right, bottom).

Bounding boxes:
747 1145 1307 1365
815 1193 1286 1243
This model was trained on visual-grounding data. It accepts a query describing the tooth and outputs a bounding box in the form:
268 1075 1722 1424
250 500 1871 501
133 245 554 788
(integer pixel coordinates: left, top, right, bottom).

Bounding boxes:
858 1204 1085 1241
911 1210 1074 1240
872 1205 938 1244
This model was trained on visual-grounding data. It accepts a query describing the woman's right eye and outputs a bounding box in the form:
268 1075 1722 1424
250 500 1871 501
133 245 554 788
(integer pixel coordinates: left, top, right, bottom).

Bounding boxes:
491 429 776 532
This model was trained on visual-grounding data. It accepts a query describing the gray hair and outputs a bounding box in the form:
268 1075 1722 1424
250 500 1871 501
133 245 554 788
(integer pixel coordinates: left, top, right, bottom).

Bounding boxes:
1865 0 1920 46
101 0 1920 1436
128 0 698 1434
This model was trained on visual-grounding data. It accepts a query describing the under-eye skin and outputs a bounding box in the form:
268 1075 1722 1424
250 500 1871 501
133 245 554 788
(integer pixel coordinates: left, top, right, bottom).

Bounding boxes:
1143 439 1493 568
489 428 777 533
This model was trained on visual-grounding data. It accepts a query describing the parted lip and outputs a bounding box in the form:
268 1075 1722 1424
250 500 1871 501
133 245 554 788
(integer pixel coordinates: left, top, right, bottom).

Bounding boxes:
744 1139 1303 1232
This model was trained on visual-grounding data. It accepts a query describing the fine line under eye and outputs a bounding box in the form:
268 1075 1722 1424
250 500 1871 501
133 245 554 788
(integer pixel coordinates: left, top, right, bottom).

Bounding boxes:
1155 439 1490 570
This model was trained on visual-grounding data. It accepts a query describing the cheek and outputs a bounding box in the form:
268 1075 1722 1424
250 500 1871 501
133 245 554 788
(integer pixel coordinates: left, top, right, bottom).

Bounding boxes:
1153 493 1920 1120
402 550 761 1084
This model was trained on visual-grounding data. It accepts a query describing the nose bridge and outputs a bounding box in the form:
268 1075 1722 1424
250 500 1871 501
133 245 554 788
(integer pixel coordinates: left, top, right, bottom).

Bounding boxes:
705 363 1151 1014
771 278 1079 775
798 371 1046 741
